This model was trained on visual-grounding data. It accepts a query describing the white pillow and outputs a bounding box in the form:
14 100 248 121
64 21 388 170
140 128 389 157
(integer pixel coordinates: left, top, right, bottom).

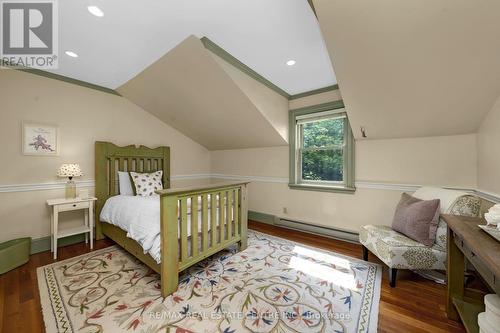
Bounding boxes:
118 171 134 196
413 186 471 214
130 171 163 197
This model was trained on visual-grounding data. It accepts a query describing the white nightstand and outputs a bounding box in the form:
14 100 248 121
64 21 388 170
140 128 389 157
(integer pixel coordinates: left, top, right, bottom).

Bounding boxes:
46 197 97 260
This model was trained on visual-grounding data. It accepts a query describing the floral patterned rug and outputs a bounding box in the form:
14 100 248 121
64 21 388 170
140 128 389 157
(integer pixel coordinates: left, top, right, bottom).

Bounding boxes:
38 231 381 333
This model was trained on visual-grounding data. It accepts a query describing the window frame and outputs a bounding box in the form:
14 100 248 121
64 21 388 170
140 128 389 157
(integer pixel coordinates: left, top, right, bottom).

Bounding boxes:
289 101 356 193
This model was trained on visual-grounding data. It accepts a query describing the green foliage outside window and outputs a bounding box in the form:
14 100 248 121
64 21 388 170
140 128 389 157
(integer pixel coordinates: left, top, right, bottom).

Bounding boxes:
300 118 345 182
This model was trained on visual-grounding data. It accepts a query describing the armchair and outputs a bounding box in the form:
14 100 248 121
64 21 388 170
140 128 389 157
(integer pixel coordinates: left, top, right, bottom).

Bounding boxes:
359 187 481 287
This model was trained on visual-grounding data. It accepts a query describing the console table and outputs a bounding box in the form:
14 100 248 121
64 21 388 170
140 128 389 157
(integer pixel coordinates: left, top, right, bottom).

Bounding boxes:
443 214 500 333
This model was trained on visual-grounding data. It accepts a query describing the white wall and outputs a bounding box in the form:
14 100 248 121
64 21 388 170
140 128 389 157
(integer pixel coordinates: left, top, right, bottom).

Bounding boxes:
0 70 211 242
477 94 500 195
211 91 478 232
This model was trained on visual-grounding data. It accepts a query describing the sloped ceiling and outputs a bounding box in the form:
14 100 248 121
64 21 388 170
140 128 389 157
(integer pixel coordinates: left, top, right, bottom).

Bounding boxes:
313 0 500 139
52 0 336 95
209 52 289 141
118 36 288 150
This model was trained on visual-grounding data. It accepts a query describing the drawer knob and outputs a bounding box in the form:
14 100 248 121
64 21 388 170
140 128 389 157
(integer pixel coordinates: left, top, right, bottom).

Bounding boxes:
73 204 76 207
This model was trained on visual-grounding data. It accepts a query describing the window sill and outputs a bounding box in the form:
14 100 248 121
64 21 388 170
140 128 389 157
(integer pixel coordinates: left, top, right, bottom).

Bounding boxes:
288 183 356 194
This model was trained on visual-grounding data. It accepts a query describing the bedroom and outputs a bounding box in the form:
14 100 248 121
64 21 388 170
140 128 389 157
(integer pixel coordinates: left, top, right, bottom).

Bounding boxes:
0 0 499 332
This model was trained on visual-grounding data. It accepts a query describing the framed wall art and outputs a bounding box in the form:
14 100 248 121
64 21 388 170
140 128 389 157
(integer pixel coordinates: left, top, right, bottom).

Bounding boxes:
22 122 59 156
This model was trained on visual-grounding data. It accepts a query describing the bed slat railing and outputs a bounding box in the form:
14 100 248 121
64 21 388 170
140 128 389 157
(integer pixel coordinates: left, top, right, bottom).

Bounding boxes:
180 198 188 262
219 192 225 243
158 182 249 297
191 197 199 258
202 195 209 251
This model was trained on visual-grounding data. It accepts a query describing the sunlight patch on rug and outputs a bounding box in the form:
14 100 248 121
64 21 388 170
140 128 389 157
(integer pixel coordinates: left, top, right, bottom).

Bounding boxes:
37 231 381 333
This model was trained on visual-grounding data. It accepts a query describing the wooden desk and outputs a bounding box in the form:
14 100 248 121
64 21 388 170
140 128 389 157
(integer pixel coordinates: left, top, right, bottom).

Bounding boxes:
443 214 500 333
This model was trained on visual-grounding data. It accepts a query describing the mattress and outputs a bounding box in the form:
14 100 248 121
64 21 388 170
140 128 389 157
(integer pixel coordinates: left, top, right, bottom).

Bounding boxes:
99 195 232 264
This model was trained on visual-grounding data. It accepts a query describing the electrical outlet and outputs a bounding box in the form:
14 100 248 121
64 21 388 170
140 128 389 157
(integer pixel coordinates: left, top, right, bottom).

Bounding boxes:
282 207 288 214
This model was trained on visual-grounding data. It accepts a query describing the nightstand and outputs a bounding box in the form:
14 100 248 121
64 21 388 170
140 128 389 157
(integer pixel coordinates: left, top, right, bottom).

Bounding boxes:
46 197 97 260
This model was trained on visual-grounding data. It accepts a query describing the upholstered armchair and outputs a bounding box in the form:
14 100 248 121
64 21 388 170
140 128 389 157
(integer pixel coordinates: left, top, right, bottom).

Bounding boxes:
359 187 481 287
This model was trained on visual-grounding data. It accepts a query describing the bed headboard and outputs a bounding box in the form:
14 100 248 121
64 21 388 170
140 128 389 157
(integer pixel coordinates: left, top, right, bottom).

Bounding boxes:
94 141 170 239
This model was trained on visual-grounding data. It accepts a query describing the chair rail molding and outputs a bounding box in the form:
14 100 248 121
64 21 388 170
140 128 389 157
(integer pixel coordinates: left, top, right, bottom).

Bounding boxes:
1 174 498 203
0 174 212 193
0 180 96 193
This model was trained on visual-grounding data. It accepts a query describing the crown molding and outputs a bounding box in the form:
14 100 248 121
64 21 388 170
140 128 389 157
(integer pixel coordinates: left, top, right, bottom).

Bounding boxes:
307 0 317 17
201 37 291 98
288 84 339 100
201 37 339 101
2 41 338 101
1 60 120 96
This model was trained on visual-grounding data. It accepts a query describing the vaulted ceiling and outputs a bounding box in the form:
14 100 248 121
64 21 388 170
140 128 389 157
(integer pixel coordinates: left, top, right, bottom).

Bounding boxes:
51 0 336 95
22 0 500 148
313 0 500 140
118 36 288 150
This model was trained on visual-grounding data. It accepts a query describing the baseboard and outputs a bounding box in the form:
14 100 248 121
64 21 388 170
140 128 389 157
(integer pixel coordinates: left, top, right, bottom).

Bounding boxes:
31 234 86 254
276 218 360 244
248 209 359 244
248 210 277 225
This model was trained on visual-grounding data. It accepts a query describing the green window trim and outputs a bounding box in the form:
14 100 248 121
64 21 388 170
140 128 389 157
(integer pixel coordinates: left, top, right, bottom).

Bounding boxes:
289 100 356 193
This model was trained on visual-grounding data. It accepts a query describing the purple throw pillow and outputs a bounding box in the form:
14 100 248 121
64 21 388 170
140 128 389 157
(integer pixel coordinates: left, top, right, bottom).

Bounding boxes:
391 193 440 246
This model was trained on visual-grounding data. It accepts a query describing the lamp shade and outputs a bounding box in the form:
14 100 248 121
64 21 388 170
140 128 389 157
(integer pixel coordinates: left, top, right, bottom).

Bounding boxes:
57 164 83 178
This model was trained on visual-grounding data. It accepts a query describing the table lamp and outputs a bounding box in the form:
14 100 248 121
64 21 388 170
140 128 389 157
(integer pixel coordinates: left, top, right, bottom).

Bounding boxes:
57 164 83 199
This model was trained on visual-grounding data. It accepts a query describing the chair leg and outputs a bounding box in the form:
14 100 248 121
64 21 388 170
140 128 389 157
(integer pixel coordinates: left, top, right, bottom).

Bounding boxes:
362 245 369 261
389 268 398 287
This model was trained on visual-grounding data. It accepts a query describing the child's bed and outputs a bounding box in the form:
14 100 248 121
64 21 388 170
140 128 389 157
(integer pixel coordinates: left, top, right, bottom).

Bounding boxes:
95 141 249 297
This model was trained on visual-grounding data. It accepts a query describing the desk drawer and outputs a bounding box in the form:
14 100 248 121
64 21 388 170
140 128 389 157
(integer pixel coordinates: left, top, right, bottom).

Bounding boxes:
460 239 498 293
58 201 90 212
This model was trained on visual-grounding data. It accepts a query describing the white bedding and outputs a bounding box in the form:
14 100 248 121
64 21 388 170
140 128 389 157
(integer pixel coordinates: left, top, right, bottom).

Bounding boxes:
100 195 228 264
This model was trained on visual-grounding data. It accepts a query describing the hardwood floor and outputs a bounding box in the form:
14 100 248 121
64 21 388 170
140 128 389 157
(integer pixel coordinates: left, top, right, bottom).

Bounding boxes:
250 222 466 333
0 221 465 333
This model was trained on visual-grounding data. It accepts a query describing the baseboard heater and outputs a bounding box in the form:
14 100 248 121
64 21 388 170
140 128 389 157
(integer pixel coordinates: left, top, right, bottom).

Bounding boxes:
275 218 360 244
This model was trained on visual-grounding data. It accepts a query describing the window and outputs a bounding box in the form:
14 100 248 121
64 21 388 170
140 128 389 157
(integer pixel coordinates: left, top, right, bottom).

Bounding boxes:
289 101 355 193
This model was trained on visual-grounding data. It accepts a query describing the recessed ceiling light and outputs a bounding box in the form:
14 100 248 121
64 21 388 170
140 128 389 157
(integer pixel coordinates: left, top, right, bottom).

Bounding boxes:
65 51 78 58
286 60 296 66
87 6 104 17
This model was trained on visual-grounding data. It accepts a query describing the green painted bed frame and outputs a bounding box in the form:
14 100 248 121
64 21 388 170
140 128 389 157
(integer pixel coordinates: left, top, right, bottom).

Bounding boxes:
95 141 249 297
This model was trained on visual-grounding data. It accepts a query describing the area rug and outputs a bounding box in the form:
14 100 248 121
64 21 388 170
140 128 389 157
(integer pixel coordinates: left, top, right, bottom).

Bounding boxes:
38 231 381 333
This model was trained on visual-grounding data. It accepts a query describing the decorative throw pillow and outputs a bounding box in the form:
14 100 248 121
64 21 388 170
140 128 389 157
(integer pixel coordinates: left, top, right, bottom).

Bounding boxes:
391 193 440 246
118 171 134 196
130 171 163 197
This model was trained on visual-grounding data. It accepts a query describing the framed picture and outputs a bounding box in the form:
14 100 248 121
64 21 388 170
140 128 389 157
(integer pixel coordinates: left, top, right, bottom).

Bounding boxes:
22 122 59 156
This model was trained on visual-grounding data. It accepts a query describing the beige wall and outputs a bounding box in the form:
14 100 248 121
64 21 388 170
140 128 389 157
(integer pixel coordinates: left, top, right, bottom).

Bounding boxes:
314 0 500 140
0 66 487 242
356 135 477 186
0 70 211 242
477 94 500 195
210 133 477 232
211 90 478 232
210 53 289 142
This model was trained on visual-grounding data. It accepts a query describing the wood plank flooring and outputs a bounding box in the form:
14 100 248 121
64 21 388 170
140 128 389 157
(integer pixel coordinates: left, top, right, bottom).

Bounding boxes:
0 221 465 332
